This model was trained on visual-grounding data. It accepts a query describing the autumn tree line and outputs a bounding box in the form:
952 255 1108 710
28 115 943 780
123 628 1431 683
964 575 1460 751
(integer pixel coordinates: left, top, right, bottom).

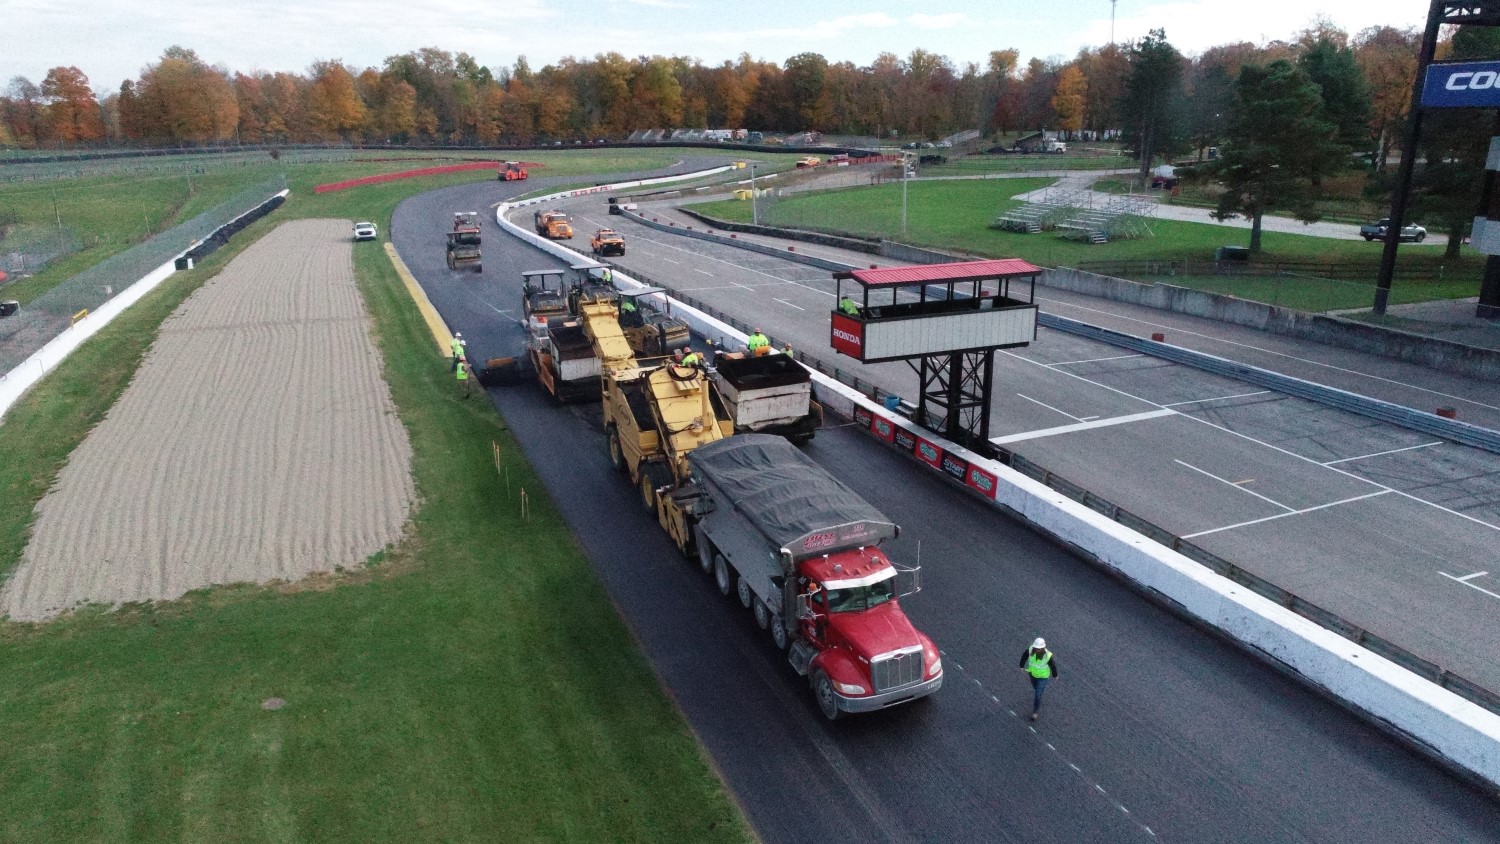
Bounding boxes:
0 25 1422 158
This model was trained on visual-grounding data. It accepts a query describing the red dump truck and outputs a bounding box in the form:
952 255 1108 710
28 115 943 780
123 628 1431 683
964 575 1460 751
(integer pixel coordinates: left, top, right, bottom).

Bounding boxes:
684 434 942 719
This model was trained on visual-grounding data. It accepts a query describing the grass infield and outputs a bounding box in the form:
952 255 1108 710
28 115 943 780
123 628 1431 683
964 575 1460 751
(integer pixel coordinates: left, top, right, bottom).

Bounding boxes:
693 179 1482 311
0 157 751 842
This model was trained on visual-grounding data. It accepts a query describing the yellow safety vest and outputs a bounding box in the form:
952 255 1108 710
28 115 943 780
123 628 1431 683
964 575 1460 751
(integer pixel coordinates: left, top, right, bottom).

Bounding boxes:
680 353 700 366
1026 651 1053 679
456 363 469 381
747 333 768 350
839 299 859 315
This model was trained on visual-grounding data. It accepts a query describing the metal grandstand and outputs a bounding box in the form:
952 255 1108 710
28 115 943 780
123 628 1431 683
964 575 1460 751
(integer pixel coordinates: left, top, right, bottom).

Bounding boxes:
992 188 1157 244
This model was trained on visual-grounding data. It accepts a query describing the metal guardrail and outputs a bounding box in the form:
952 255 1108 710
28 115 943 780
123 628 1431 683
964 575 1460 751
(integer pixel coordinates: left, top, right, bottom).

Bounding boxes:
1040 312 1500 456
613 230 1500 720
1075 258 1475 284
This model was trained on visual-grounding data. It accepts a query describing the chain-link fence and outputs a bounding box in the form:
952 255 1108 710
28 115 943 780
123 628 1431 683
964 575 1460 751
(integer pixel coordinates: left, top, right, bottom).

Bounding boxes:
0 175 286 373
0 226 82 274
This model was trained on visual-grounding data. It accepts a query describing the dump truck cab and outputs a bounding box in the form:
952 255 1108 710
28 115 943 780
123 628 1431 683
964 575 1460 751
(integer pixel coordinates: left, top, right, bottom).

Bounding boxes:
534 210 574 240
591 228 626 257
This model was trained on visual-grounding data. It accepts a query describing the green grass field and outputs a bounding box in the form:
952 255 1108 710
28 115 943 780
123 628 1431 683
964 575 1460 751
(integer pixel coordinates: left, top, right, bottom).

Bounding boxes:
0 160 752 842
693 179 1483 310
0 149 768 306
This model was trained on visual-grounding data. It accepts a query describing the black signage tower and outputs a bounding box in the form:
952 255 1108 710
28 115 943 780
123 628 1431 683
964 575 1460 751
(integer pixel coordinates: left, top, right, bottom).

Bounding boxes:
1377 1 1500 317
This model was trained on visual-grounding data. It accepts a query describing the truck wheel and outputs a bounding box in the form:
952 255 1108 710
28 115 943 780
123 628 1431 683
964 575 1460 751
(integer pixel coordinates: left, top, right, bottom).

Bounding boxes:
713 554 733 596
736 575 753 608
475 264 483 274
812 671 841 721
641 473 658 511
606 428 626 472
1416 232 1427 242
770 615 789 651
753 599 771 629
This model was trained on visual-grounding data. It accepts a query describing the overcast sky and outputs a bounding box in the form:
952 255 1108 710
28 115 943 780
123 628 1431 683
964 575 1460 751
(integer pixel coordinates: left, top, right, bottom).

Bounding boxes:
4 0 1429 91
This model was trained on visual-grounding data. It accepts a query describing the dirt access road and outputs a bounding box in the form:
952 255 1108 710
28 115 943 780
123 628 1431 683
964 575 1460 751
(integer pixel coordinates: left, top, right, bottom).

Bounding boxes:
1 219 414 622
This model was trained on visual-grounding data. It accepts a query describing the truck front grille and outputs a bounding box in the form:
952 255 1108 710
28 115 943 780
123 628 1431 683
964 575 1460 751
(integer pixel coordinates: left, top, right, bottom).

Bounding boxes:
871 648 924 692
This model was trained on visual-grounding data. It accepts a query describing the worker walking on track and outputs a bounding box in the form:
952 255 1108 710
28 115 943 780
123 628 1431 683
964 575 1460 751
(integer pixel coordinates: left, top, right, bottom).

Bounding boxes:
1020 637 1059 721
747 329 770 356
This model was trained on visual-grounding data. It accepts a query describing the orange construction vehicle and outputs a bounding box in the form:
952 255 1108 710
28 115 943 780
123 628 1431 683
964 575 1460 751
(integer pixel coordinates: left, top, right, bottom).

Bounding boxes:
534 210 574 240
498 161 529 181
591 228 626 257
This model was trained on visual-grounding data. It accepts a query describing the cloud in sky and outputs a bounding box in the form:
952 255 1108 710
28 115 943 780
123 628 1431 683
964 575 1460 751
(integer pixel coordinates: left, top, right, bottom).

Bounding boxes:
2 0 1430 90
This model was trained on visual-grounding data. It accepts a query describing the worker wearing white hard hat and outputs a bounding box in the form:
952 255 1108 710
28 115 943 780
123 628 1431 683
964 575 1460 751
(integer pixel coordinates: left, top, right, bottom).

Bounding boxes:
1019 637 1059 721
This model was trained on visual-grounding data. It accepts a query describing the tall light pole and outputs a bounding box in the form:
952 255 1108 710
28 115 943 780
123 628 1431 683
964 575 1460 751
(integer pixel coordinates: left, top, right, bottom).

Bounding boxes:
1110 0 1118 45
901 151 916 238
749 161 759 225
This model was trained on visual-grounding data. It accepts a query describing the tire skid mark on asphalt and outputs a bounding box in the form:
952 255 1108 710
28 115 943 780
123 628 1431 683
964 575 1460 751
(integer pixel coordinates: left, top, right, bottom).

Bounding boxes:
939 652 1158 840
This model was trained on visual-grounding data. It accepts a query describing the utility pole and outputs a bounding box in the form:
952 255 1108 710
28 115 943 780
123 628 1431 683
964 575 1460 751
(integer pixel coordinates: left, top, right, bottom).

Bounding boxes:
1110 0 1119 45
902 152 911 238
749 161 759 225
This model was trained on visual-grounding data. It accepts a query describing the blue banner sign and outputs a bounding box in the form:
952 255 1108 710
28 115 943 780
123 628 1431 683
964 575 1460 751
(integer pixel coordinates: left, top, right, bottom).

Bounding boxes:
1423 61 1500 108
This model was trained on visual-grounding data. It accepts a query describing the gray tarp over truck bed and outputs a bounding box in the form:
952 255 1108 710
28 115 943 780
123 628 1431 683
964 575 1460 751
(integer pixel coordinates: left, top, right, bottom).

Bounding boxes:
689 435 897 558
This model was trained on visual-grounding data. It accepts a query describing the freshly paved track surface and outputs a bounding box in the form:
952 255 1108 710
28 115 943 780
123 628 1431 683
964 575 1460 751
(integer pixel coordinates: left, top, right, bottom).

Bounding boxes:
539 194 1500 698
394 174 1500 843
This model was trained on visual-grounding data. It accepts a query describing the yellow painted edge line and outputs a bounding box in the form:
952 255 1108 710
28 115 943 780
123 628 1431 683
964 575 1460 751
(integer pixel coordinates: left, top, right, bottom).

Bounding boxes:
384 242 451 355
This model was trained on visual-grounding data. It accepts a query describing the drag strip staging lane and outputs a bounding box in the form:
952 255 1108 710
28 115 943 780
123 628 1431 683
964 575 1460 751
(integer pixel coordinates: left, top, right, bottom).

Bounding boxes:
393 175 1500 842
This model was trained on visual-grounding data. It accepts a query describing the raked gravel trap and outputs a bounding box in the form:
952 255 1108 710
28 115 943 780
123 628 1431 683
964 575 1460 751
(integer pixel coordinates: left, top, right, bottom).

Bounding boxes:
2 219 414 621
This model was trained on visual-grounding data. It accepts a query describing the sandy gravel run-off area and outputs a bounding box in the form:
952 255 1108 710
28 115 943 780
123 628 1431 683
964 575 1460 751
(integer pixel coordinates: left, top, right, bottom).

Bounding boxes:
1 219 414 622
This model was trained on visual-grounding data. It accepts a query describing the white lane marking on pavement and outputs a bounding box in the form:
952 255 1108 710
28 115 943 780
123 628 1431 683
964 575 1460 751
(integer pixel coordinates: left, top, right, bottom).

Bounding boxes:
993 409 1177 444
1047 353 1145 367
774 298 806 310
1174 459 1294 512
693 268 714 276
1439 571 1500 601
663 257 680 264
601 218 840 296
1163 390 1274 407
1036 296 1500 413
1000 348 1500 535
1181 490 1393 539
1321 441 1445 465
1016 393 1086 422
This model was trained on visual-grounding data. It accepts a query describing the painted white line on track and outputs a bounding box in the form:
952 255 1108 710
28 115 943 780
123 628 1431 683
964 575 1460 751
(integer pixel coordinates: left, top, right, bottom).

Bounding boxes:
993 409 1177 445
1047 353 1145 367
1322 441 1445 465
663 258 680 264
1016 393 1085 422
1163 390 1274 407
1440 571 1500 601
694 268 714 276
774 298 806 310
1174 459 1294 512
999 347 1500 535
1182 490 1393 539
1037 295 1500 413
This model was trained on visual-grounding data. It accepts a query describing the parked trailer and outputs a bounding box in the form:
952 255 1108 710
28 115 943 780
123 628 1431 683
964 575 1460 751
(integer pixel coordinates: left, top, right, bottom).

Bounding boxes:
683 435 942 719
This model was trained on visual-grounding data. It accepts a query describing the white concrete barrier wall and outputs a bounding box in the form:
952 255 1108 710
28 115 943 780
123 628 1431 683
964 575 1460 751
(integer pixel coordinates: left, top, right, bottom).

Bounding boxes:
496 180 1500 787
0 190 291 423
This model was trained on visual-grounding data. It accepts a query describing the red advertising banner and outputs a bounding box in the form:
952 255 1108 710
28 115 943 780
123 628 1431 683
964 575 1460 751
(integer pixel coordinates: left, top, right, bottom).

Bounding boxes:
966 465 998 499
830 312 865 360
870 414 897 443
914 437 944 470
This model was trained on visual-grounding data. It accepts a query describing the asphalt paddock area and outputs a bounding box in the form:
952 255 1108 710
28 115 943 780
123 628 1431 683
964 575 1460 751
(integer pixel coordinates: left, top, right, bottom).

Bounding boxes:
2 219 414 621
